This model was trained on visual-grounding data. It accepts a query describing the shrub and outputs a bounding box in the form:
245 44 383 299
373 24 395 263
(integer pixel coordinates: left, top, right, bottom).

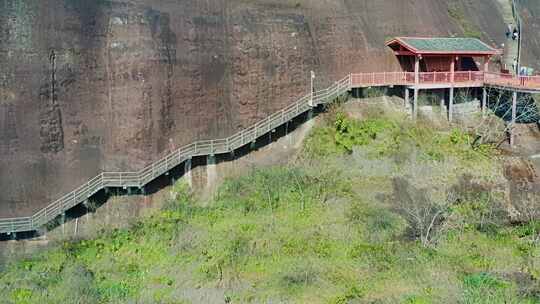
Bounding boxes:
463 272 511 303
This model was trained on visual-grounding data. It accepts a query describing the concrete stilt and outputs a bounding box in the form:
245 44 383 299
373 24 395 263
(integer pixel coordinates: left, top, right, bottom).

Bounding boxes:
184 158 192 188
404 88 409 108
440 90 445 116
413 88 419 119
304 109 316 137
307 109 314 120
482 87 487 115
61 212 66 235
206 155 217 191
510 91 518 147
449 87 454 122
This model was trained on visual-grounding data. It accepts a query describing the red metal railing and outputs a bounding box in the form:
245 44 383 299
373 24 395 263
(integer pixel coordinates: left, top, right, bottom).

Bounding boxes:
351 71 540 91
350 72 413 87
453 71 485 82
484 72 540 90
418 72 450 83
417 71 484 84
351 71 485 87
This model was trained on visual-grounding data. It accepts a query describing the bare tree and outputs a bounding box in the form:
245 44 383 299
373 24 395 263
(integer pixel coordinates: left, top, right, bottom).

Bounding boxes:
469 88 539 147
391 177 456 247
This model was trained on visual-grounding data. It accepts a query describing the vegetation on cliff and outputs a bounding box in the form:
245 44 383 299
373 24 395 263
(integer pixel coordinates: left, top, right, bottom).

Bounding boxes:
1 104 539 303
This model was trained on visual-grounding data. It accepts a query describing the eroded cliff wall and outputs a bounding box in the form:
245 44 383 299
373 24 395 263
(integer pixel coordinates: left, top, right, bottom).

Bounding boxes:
520 0 540 71
0 0 512 217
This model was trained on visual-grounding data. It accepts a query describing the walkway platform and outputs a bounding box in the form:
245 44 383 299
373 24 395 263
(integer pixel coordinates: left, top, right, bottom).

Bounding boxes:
350 71 540 93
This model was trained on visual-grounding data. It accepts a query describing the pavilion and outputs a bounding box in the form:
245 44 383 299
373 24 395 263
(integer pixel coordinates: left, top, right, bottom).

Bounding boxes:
386 37 499 120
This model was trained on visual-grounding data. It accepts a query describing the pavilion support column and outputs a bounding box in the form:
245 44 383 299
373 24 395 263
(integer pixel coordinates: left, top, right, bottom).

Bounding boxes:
413 55 420 121
449 87 454 122
450 57 455 83
414 56 420 85
448 57 456 123
482 87 488 115
413 88 419 120
510 91 518 148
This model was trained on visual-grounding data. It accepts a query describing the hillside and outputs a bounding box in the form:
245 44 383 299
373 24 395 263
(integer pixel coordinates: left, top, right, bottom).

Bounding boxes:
1 101 539 303
0 0 516 218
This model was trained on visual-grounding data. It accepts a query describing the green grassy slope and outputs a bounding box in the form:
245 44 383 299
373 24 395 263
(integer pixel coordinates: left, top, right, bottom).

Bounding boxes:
1 105 539 304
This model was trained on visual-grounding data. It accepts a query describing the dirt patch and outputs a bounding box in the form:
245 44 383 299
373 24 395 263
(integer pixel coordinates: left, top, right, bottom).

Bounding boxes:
504 158 538 185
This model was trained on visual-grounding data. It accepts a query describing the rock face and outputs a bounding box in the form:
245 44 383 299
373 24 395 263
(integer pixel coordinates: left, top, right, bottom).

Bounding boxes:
0 0 521 217
519 0 540 71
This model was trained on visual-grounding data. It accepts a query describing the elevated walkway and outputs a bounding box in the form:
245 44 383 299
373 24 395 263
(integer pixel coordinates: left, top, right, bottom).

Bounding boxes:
1 71 538 235
0 77 351 235
351 71 540 93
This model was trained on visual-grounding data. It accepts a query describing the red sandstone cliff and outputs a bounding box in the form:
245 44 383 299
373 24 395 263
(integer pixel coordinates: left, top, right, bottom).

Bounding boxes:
0 0 531 217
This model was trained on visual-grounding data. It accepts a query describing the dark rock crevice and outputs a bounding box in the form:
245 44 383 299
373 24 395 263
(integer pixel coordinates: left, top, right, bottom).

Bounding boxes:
39 50 65 154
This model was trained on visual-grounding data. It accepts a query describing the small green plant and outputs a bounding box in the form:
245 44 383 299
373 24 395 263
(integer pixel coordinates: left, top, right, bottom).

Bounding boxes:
334 112 395 153
463 273 511 303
